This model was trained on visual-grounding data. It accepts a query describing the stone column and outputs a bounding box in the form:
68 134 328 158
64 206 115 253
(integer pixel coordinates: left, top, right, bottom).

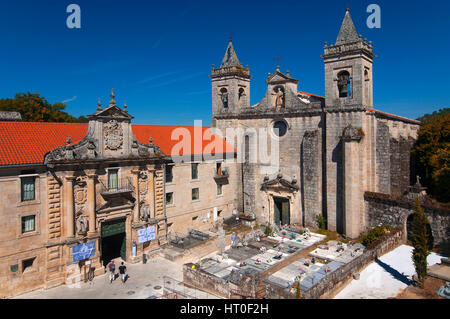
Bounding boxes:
64 176 76 238
86 173 96 235
132 170 140 222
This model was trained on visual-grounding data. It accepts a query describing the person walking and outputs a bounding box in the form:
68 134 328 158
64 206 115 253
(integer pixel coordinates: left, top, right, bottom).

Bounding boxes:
107 260 116 284
118 262 127 283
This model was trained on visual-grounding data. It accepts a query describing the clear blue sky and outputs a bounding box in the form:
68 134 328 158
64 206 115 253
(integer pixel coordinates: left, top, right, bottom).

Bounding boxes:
0 0 449 125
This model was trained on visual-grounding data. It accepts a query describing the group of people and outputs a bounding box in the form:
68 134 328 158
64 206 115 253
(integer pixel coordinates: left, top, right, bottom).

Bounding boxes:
107 260 127 284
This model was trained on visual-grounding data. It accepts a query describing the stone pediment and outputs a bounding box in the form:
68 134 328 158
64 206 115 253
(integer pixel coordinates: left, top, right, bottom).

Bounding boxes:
266 70 299 85
88 104 134 121
44 90 165 165
96 195 135 214
261 174 299 192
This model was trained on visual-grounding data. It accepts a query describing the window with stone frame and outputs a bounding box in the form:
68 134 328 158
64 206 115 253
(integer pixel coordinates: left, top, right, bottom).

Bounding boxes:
165 192 174 205
108 169 119 191
165 165 173 183
191 163 199 180
21 176 35 201
192 187 199 201
21 215 36 233
337 71 351 98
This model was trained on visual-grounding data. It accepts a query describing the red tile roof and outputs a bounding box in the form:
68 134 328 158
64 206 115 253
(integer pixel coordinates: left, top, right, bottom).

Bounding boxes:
367 109 420 124
0 122 235 166
132 124 236 158
297 91 325 99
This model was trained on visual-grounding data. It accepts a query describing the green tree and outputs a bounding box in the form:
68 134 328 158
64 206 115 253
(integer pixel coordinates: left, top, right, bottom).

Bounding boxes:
416 108 450 123
412 110 450 202
411 197 430 286
0 92 88 123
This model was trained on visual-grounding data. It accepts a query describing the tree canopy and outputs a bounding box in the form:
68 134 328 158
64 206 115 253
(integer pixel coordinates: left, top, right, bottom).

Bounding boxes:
0 92 88 123
413 108 450 203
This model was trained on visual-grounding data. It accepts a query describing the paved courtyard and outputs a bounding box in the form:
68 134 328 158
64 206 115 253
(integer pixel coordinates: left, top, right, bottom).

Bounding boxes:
13 256 216 299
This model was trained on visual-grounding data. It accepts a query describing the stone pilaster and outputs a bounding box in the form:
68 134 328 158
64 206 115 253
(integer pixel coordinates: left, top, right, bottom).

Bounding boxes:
47 176 62 239
86 173 96 235
64 176 76 238
147 168 155 218
131 170 140 222
342 127 363 239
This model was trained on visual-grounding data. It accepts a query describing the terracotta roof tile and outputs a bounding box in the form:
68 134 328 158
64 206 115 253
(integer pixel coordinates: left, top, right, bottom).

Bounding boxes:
0 122 235 166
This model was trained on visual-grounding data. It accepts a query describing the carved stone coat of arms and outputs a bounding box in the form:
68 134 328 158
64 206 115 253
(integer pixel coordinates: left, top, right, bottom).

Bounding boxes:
103 120 123 151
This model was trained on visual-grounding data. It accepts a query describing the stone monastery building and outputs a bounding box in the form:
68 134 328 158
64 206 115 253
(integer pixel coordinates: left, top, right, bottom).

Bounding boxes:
0 10 420 297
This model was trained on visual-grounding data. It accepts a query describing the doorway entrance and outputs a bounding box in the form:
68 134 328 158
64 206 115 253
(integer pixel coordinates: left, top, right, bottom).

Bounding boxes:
101 218 126 266
274 197 290 226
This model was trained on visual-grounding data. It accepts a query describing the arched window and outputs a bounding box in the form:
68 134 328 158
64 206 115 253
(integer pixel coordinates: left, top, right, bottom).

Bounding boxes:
364 69 370 102
220 88 228 108
238 88 245 99
337 71 351 98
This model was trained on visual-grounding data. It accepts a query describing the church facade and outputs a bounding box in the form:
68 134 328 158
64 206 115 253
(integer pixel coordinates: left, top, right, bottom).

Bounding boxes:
211 9 420 239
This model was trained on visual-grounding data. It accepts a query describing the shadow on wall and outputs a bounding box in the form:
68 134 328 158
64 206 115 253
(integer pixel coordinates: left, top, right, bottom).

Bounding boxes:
332 140 344 234
436 239 450 257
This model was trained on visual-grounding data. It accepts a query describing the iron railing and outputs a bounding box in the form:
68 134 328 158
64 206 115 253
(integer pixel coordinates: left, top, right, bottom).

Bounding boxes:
100 177 133 194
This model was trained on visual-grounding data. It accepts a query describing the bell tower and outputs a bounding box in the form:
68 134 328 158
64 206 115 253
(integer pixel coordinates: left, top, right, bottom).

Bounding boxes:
322 9 376 109
210 40 251 120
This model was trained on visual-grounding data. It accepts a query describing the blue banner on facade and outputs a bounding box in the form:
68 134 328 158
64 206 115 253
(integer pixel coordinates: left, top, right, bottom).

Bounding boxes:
138 226 155 244
72 241 95 262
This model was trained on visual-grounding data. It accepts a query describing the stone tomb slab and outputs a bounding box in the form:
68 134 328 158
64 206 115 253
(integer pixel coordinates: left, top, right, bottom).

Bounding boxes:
214 266 238 279
225 247 260 262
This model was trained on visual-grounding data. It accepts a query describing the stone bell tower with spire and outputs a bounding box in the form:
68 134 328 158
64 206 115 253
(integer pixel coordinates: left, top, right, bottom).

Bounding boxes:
210 39 251 125
322 8 376 109
321 9 377 237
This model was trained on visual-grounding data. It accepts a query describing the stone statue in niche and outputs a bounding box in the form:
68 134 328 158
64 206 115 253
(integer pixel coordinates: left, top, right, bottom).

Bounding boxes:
76 216 88 234
103 119 123 151
140 205 150 221
272 87 285 107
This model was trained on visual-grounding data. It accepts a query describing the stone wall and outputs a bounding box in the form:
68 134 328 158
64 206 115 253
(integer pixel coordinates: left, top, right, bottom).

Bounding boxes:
183 263 230 298
376 121 390 194
364 192 450 248
165 160 238 234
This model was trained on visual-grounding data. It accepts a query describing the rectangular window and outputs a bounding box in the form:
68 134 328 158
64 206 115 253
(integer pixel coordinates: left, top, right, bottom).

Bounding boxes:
21 177 35 201
165 165 173 183
217 183 223 196
108 169 118 191
22 258 35 273
192 188 199 201
191 163 198 180
21 215 35 233
166 192 173 205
